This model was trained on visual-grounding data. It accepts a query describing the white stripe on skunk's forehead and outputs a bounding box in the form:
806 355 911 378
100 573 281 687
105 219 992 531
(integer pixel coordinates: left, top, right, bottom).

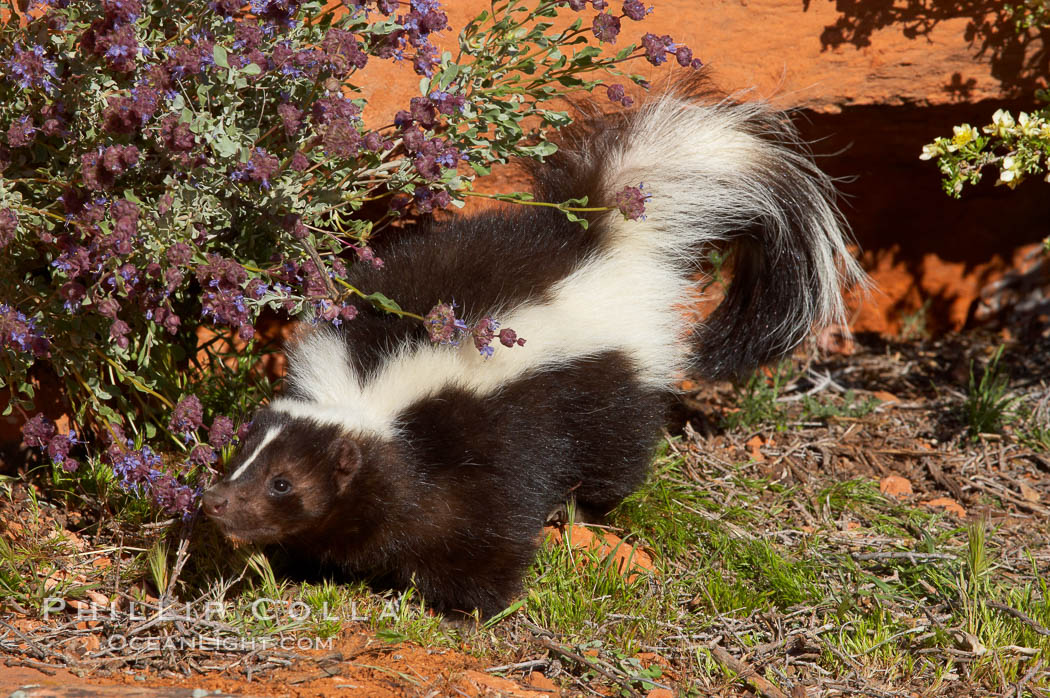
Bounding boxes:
269 397 395 438
274 248 691 439
228 426 283 481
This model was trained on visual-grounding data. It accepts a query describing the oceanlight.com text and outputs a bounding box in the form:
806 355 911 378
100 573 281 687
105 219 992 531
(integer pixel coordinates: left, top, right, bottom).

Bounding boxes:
104 634 334 652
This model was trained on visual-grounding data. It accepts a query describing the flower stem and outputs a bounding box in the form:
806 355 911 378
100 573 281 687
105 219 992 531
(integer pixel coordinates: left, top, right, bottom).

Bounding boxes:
461 190 609 212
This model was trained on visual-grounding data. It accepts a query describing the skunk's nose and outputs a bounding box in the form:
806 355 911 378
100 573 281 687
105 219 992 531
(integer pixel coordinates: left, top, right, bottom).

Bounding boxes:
202 488 228 518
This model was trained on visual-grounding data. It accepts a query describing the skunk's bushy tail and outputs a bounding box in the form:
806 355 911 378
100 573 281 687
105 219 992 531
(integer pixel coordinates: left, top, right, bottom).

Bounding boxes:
533 91 865 380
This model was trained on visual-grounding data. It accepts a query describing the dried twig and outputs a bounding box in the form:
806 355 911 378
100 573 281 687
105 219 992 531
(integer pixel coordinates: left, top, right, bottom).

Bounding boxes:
4 656 62 675
1015 660 1043 698
852 551 956 564
523 620 670 696
710 645 789 698
486 658 550 673
530 634 639 696
0 618 73 666
987 601 1050 636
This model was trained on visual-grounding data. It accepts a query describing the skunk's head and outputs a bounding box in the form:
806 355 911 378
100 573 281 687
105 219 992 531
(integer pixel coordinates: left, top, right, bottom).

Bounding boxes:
201 409 362 545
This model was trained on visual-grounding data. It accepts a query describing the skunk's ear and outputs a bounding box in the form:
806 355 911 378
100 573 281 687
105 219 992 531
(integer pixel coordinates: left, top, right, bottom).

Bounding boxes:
334 436 362 493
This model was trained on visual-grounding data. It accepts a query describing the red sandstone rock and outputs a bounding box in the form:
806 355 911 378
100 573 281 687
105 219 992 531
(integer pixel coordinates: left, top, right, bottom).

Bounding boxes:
924 496 967 517
545 524 655 582
880 474 914 497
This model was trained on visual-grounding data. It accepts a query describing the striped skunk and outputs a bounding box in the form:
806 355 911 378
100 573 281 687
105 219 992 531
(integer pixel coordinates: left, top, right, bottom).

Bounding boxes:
201 88 864 617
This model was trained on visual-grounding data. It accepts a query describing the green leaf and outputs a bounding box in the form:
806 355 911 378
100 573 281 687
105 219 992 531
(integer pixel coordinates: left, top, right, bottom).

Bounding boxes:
556 75 584 87
539 110 571 127
212 44 229 69
520 140 558 158
565 210 589 229
212 133 240 159
364 292 404 314
241 62 262 76
376 629 408 643
573 46 601 62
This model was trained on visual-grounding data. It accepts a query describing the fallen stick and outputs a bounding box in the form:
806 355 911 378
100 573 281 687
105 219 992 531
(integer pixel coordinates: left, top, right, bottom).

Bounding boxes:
988 601 1050 636
486 658 550 673
710 645 789 698
852 551 956 564
530 634 640 696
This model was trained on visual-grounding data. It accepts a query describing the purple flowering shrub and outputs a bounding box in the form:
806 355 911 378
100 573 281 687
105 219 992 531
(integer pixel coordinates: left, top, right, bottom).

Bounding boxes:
0 0 699 520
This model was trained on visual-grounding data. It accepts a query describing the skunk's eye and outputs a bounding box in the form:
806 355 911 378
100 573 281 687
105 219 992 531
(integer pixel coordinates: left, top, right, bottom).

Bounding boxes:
270 478 292 496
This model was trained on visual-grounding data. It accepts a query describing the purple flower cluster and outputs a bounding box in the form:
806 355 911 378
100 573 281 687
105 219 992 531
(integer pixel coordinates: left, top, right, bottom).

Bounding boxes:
104 406 240 518
0 208 16 248
367 0 449 76
309 94 370 161
606 83 633 108
196 254 262 341
622 0 650 21
170 395 204 438
322 28 369 75
428 90 466 114
250 0 300 27
164 41 215 80
230 148 282 189
271 256 359 324
271 43 325 79
290 150 311 171
158 114 198 166
81 0 145 73
22 414 55 449
169 395 240 459
641 32 700 67
312 94 362 125
591 12 621 43
277 103 303 136
614 182 651 220
21 414 79 472
323 119 363 159
109 438 162 491
107 437 199 517
38 103 68 138
561 0 702 68
0 304 50 357
45 189 190 344
411 185 452 213
152 476 199 517
351 244 384 269
103 0 142 25
4 44 58 92
424 302 525 358
81 144 140 191
313 298 360 325
281 213 309 239
394 95 465 183
472 316 498 358
232 20 264 52
103 86 161 134
7 116 37 148
208 416 236 448
424 301 468 344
